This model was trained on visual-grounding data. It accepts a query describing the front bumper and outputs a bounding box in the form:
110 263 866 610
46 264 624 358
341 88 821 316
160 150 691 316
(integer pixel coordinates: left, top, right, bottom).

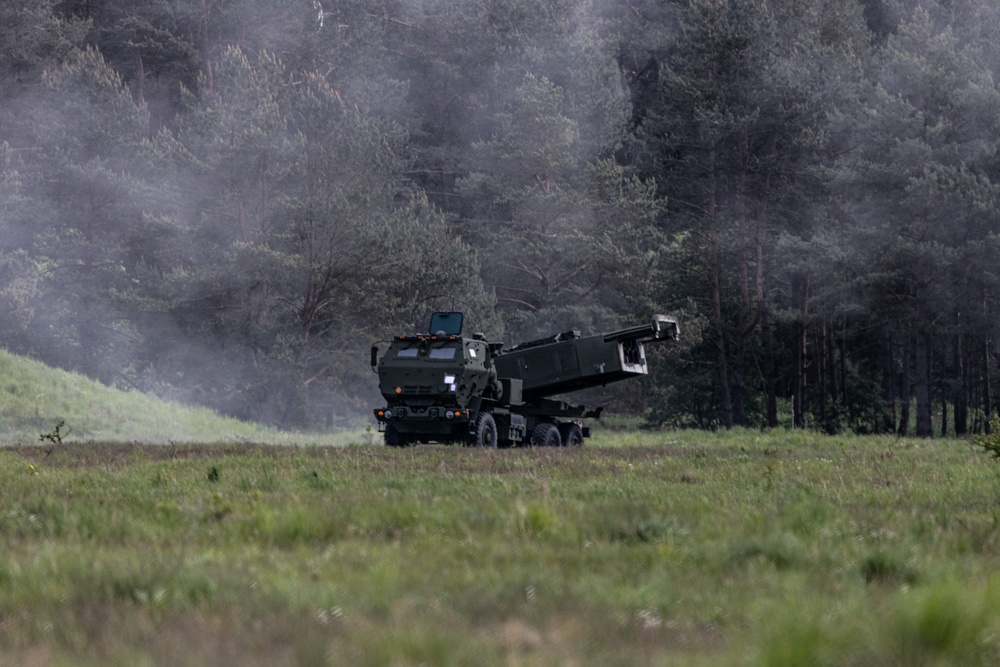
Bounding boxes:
373 406 471 434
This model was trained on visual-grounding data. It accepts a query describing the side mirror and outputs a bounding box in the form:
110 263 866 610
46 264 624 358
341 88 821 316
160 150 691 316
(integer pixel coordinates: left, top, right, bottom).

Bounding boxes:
370 345 379 369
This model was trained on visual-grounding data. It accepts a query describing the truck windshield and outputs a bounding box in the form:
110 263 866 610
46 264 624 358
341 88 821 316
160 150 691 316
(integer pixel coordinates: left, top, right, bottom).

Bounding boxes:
396 348 418 358
428 347 457 360
429 312 463 336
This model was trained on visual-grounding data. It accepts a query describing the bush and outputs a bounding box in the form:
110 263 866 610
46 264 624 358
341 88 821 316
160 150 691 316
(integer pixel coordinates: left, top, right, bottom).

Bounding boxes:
973 415 1000 458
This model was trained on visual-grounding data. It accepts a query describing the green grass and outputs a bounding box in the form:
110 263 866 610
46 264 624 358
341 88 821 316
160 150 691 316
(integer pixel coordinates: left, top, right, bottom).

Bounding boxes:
0 349 359 444
1 432 1000 665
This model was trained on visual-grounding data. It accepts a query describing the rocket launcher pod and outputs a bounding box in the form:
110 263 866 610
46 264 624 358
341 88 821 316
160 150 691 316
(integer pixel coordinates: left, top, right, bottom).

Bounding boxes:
493 316 679 399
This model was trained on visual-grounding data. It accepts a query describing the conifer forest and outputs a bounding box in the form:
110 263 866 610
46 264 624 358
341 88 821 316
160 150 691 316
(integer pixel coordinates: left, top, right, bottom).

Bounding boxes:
2 0 999 435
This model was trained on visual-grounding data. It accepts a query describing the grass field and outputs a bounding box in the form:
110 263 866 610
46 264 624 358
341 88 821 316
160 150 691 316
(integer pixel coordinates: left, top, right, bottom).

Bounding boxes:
2 429 1000 666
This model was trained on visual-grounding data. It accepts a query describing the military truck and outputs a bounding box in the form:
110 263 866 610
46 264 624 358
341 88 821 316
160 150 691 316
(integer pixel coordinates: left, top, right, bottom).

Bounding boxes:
371 312 679 447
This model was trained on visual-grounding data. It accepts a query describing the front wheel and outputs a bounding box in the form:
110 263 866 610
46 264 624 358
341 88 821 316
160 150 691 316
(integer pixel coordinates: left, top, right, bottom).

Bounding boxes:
384 423 411 448
530 423 562 447
469 412 498 448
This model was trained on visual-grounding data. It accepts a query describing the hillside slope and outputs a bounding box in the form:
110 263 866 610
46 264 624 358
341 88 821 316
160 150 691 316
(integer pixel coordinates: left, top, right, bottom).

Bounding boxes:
0 349 339 444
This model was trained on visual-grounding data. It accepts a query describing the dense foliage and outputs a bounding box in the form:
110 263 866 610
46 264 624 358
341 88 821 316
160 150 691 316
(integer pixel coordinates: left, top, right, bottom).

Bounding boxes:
1 0 999 433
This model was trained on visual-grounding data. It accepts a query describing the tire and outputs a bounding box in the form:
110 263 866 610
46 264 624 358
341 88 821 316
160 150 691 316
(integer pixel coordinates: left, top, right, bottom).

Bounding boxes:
558 423 584 447
530 422 562 447
493 413 511 448
469 412 498 448
384 423 410 448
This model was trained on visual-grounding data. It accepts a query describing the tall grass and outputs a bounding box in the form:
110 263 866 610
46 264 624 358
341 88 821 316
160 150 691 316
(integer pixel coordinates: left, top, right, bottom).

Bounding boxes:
0 431 998 665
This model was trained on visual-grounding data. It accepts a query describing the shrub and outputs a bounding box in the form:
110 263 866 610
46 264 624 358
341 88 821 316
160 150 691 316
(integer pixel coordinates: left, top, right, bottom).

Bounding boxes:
975 416 1000 458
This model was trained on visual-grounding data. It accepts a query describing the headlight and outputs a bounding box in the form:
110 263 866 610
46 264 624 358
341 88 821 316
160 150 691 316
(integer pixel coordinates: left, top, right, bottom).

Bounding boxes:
384 410 393 420
445 411 454 419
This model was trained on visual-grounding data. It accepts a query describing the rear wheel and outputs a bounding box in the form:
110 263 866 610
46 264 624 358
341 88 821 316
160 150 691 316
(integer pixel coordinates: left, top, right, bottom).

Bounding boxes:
530 422 562 447
384 423 410 448
558 423 584 447
470 412 498 448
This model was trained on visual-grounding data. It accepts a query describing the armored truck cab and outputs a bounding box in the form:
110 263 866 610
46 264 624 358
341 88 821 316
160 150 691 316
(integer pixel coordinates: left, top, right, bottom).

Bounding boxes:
372 311 678 447
373 313 502 445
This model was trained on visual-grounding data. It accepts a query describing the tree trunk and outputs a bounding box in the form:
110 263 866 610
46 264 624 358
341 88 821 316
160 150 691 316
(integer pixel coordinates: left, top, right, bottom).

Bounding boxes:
818 319 827 427
827 317 840 406
881 325 896 433
954 332 969 436
940 340 948 438
732 171 763 427
791 275 809 429
733 239 747 427
134 52 146 107
710 231 734 429
984 337 993 432
763 305 777 428
732 143 748 428
839 316 848 418
915 330 932 438
733 334 746 427
826 316 843 432
898 330 911 437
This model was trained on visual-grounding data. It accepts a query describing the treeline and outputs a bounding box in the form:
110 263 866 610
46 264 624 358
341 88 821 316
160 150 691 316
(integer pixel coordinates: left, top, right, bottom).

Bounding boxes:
0 0 998 434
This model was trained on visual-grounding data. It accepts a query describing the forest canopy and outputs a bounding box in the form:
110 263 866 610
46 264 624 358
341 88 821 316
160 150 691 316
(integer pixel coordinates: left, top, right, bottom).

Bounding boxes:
1 0 998 435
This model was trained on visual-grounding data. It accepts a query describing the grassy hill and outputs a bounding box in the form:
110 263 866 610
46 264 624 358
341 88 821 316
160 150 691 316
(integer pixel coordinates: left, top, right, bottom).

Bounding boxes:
0 349 352 444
